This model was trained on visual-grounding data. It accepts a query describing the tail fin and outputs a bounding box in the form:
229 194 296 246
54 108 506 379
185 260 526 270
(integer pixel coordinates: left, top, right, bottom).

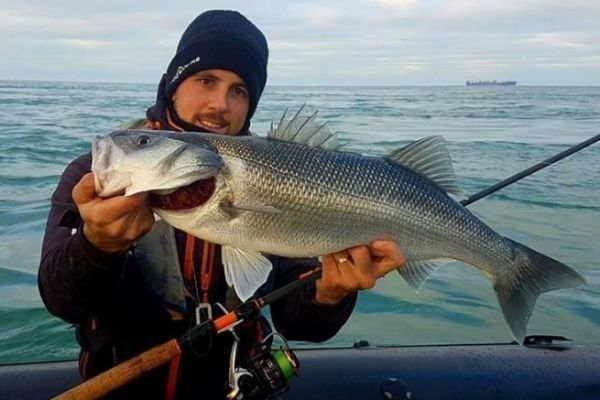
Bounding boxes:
495 238 586 343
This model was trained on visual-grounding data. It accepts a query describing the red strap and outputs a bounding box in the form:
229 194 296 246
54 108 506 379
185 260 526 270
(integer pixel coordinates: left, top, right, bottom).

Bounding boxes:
79 351 90 380
200 242 216 303
184 235 216 303
183 234 195 282
165 236 195 400
168 237 216 399
164 341 182 400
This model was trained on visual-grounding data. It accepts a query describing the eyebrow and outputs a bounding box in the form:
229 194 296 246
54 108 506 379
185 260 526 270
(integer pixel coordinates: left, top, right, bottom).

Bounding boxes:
195 72 247 88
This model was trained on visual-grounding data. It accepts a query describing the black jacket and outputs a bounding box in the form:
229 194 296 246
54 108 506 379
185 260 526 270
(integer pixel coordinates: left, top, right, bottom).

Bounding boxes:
38 152 356 399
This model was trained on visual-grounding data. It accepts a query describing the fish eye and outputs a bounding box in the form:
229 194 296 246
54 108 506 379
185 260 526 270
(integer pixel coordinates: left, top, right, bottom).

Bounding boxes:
137 135 151 146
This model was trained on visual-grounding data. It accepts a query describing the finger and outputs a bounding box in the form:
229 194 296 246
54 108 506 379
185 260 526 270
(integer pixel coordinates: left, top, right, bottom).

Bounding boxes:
331 250 350 265
332 250 362 283
111 192 149 212
370 241 407 276
119 216 155 243
96 192 150 220
320 254 342 285
346 246 377 288
322 254 361 295
370 240 396 257
346 246 371 271
316 255 349 304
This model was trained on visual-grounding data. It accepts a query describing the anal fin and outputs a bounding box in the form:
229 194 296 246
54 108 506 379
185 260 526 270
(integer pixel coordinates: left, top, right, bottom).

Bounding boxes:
397 260 441 291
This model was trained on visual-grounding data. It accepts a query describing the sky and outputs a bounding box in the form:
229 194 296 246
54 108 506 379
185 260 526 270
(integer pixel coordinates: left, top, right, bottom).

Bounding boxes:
1 0 599 86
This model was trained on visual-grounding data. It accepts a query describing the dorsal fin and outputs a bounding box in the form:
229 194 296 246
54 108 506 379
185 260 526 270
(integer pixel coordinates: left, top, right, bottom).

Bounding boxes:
268 105 347 151
386 136 460 195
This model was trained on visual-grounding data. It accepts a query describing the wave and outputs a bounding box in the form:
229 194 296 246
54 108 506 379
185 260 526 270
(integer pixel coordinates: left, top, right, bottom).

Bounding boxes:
0 266 37 286
0 307 78 364
487 193 600 211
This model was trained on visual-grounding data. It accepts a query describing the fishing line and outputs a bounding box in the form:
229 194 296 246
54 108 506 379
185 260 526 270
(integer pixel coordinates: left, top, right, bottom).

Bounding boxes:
460 134 599 206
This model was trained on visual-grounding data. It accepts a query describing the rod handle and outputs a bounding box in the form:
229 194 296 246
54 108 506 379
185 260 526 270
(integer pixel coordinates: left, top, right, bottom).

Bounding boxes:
53 339 181 400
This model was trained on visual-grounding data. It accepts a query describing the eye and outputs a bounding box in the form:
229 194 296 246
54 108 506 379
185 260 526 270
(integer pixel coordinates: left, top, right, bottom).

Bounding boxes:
232 85 248 98
137 135 151 146
199 77 213 87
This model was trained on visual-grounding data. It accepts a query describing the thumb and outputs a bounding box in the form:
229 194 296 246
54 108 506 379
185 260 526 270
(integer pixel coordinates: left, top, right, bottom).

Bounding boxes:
370 239 395 257
370 240 406 276
72 173 98 205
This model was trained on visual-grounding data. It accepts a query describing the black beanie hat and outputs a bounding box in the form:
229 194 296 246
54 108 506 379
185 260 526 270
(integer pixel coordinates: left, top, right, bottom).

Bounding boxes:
147 10 268 132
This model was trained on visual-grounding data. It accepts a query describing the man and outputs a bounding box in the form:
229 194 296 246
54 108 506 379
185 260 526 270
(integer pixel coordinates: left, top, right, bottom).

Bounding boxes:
38 10 405 399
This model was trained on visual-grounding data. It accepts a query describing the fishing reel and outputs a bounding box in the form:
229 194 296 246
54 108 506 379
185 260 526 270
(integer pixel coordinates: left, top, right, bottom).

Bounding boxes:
227 332 300 400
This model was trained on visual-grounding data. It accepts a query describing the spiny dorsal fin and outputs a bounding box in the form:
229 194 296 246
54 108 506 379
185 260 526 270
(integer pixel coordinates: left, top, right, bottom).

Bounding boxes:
386 136 460 195
268 105 348 151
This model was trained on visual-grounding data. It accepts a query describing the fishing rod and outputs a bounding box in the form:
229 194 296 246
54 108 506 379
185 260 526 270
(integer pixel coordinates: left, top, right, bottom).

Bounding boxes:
460 134 599 206
53 267 322 400
53 134 598 399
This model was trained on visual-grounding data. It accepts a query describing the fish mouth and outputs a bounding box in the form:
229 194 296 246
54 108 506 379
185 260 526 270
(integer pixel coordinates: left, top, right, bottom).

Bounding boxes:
150 177 216 210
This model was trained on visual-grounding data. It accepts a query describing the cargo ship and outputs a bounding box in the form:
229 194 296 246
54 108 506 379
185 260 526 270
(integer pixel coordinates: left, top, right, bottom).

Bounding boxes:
466 80 517 86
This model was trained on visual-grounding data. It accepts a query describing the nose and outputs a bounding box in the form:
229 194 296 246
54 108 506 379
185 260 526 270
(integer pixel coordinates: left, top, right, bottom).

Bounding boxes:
208 87 229 112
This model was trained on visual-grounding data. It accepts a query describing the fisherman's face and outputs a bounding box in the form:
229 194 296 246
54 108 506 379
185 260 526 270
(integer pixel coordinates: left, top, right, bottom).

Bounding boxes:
171 69 250 135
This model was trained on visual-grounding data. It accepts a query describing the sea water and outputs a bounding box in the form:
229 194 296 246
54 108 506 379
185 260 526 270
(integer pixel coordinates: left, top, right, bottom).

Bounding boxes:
0 81 598 363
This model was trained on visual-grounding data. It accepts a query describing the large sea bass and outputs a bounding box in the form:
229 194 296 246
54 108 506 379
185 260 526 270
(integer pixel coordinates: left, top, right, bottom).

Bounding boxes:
92 110 585 342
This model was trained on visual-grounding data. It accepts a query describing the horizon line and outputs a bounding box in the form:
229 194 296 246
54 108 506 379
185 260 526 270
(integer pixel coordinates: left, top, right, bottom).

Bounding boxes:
1 78 600 87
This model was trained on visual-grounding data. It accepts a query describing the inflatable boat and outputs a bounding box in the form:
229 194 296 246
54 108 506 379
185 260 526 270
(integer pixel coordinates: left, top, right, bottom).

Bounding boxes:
1 335 599 399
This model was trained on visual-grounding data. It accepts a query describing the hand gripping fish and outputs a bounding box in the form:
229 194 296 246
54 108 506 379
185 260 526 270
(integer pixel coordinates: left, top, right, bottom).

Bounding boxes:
91 109 585 343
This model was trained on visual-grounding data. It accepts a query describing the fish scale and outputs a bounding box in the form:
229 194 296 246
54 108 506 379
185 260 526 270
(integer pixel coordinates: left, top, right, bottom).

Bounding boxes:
92 120 585 342
197 134 511 266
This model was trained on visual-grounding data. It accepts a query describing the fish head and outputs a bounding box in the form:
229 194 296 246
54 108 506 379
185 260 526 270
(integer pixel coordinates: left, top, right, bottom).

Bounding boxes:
92 130 223 207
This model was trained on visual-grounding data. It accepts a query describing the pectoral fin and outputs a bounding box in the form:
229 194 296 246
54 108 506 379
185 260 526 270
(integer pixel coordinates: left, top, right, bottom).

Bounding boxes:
221 245 273 301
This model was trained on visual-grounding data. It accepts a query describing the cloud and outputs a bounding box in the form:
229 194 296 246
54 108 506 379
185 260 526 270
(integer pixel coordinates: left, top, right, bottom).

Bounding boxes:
527 33 589 50
304 6 345 26
0 9 92 35
1 1 599 84
441 0 527 18
57 39 126 50
375 0 418 9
